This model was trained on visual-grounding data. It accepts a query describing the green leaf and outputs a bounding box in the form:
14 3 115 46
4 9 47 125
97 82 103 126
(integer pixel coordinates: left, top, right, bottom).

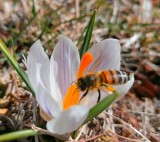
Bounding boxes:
79 9 97 58
76 26 87 47
31 0 36 16
0 129 38 141
84 92 119 123
0 39 35 96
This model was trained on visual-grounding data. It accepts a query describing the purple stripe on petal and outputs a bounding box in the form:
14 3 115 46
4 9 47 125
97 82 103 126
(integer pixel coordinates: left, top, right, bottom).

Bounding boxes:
86 39 121 73
59 38 76 96
62 39 68 96
45 102 52 116
52 36 80 98
88 54 102 72
37 87 53 116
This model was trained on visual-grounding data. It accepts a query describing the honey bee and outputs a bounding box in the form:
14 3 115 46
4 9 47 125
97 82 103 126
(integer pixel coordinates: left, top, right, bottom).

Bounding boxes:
63 52 133 109
77 70 132 103
64 52 132 105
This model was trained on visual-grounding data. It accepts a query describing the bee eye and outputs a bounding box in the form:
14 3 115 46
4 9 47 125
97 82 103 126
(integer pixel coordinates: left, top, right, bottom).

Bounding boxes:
77 78 86 91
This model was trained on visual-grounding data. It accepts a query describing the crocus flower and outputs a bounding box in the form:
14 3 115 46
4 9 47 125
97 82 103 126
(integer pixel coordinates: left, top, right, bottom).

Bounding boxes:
27 36 134 135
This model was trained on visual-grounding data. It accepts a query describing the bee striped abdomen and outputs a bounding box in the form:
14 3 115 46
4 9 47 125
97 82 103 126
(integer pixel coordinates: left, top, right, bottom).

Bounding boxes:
100 70 130 85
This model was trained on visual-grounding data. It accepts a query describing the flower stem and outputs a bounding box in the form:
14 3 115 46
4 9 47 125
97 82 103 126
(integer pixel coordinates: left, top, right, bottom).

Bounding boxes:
0 129 39 141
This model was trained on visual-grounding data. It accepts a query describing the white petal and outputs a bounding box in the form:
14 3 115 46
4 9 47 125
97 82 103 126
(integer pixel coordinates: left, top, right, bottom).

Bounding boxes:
50 59 63 106
46 105 89 135
27 57 40 93
27 40 50 93
37 83 62 118
51 36 80 98
79 88 111 109
27 40 62 107
86 39 121 73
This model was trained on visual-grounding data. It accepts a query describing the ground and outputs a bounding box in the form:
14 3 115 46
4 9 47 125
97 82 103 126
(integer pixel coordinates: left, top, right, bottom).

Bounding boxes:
0 0 160 142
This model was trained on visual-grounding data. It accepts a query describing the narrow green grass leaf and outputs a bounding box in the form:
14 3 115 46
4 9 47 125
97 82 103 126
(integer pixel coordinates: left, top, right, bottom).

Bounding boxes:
36 18 51 40
76 25 87 47
0 39 35 96
0 129 38 141
31 0 36 16
79 9 97 58
84 92 119 123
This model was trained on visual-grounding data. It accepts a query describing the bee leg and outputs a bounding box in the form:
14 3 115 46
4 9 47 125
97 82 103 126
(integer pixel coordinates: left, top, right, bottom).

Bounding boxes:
102 84 115 92
97 89 101 103
79 89 89 103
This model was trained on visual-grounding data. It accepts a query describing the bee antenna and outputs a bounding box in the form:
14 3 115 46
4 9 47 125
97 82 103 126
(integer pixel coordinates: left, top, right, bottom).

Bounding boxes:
70 81 77 85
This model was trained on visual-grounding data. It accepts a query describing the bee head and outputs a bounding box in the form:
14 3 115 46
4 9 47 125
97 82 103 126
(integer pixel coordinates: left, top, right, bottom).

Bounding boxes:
77 78 86 91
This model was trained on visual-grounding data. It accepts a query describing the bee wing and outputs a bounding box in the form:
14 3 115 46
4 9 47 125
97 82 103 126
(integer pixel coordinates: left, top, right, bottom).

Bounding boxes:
85 39 121 73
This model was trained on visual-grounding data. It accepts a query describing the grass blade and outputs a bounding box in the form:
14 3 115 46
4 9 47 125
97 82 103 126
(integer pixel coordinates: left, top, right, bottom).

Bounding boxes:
0 39 35 96
79 9 97 58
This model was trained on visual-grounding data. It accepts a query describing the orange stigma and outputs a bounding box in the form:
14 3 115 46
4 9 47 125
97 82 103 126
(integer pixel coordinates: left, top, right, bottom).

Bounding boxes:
63 84 80 110
77 52 94 78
